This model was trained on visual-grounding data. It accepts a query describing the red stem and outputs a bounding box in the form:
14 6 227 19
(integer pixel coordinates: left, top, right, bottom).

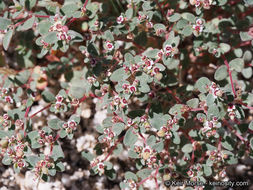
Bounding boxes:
29 104 51 118
83 0 89 11
34 14 50 18
154 0 166 23
238 101 253 110
221 54 237 97
166 88 181 103
25 106 31 118
190 107 204 112
102 135 124 162
223 120 246 142
14 15 32 28
67 18 77 26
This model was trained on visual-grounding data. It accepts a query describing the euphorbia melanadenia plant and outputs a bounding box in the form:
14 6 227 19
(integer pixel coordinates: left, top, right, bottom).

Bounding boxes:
0 0 253 189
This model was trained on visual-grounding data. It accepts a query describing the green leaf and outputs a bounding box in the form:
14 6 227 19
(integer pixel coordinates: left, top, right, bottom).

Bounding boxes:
104 30 114 41
143 49 160 58
125 171 138 181
48 168 56 176
182 25 193 37
43 31 58 44
3 29 14 50
51 143 64 161
136 168 152 179
38 20 52 35
169 13 181 22
42 90 55 102
19 16 35 31
125 8 133 20
48 118 61 130
242 67 252 79
123 128 138 146
229 58 244 72
15 70 30 84
250 138 253 150
150 113 169 130
55 161 65 172
239 32 253 41
112 123 125 135
163 58 180 70
203 164 212 176
2 155 11 165
186 98 199 108
59 129 67 138
195 77 211 93
182 144 193 153
69 115 80 124
0 130 12 138
82 151 94 162
146 135 156 147
128 150 139 158
181 12 195 23
249 121 253 131
105 169 117 180
26 155 40 167
61 3 79 17
214 65 228 81
113 143 123 156
110 68 129 82
220 43 231 53
207 104 220 119
0 17 12 30
152 141 164 153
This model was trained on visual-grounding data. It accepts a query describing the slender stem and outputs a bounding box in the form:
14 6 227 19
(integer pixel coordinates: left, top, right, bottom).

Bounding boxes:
14 15 32 28
83 0 89 10
29 104 51 118
221 54 237 97
238 101 253 110
154 0 166 23
102 135 124 162
34 14 50 18
190 107 204 112
25 106 31 118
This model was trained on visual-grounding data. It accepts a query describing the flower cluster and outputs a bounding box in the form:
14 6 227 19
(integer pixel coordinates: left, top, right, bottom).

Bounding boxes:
127 116 151 131
157 117 178 138
193 19 205 36
62 120 77 134
163 45 179 57
227 104 236 120
122 80 139 94
190 0 214 9
200 117 221 138
117 15 125 24
0 87 13 104
105 41 114 52
34 159 55 178
4 134 26 169
51 94 67 113
209 82 223 98
110 95 128 110
0 114 12 128
140 57 162 77
187 164 203 181
49 15 71 42
134 145 158 168
207 150 228 164
122 179 137 190
38 130 55 145
90 158 106 176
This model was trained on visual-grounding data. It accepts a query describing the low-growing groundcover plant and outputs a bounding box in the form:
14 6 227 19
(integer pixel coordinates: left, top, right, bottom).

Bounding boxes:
0 0 253 189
